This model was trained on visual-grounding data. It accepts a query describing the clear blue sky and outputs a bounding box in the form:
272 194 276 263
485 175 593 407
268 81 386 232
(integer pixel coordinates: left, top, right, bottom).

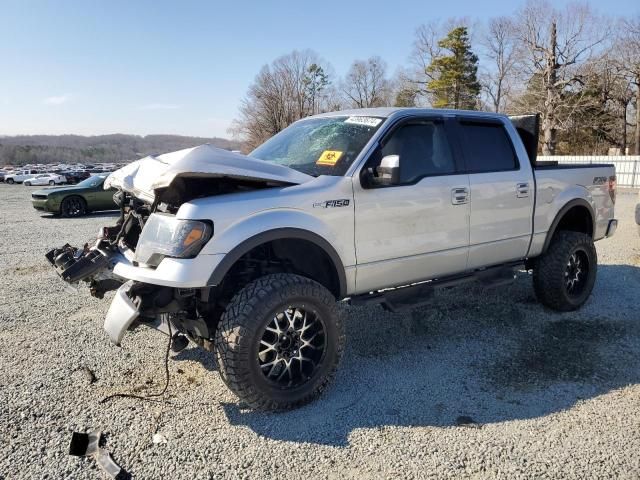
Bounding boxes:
0 0 637 138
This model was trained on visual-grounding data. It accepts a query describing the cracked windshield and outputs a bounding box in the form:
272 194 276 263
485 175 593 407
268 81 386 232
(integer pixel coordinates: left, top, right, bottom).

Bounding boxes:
250 115 383 176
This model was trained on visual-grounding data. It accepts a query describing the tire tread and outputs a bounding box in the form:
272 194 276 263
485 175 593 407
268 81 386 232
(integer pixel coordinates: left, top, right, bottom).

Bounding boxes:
533 231 597 311
214 273 344 411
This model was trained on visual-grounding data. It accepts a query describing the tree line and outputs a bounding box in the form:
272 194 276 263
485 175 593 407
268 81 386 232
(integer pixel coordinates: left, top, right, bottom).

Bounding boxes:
231 1 640 156
0 134 241 166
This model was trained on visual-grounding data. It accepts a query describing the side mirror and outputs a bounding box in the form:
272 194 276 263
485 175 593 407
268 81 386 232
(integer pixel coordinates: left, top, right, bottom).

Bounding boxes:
374 154 400 185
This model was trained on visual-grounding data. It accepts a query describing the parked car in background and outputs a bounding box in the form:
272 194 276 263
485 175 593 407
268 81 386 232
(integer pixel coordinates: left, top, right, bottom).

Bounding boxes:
4 169 40 184
31 174 117 217
24 173 67 186
61 170 91 184
0 170 7 182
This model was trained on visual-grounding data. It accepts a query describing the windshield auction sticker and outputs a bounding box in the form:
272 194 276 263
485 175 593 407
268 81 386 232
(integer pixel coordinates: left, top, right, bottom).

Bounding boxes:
344 116 383 127
316 150 343 166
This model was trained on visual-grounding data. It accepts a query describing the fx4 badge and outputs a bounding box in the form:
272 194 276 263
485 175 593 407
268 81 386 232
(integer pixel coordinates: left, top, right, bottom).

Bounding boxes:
313 199 350 208
593 176 607 185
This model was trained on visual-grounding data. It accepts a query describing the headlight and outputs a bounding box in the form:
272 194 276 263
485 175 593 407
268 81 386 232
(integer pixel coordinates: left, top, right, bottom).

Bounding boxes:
134 213 212 266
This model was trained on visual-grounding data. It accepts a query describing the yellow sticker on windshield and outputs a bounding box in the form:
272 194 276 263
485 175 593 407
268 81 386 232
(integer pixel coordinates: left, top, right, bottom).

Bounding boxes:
316 150 343 166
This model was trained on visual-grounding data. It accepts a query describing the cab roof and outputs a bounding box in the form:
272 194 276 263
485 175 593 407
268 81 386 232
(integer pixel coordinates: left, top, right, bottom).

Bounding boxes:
310 107 509 121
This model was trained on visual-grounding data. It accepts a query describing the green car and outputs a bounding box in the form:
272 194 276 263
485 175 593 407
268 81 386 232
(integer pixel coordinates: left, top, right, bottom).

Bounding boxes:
31 174 117 217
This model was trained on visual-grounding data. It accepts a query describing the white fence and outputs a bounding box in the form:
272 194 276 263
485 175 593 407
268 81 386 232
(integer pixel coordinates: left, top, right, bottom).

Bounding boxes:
538 155 640 188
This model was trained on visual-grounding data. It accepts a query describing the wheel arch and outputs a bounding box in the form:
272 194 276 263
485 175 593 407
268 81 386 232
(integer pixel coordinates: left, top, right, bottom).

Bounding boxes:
207 228 347 299
542 198 595 254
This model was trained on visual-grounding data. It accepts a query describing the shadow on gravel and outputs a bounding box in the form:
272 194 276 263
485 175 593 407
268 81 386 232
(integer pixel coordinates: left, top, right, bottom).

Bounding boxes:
172 346 217 372
221 264 640 447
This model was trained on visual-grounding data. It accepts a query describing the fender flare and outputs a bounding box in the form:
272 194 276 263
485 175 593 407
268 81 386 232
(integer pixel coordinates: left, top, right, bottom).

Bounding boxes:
541 198 595 253
207 227 347 298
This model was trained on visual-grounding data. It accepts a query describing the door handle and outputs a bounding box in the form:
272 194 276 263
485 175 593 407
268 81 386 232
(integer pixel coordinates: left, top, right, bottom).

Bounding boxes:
451 187 469 205
516 182 529 198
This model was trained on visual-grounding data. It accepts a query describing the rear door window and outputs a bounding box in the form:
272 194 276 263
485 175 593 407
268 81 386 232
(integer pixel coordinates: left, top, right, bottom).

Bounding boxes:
457 121 518 173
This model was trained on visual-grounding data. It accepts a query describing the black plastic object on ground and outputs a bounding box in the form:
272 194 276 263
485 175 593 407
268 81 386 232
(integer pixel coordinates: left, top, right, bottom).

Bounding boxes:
69 431 129 479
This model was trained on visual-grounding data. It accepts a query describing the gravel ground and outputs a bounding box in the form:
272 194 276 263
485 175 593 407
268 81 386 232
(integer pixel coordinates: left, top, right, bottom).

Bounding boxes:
0 184 639 479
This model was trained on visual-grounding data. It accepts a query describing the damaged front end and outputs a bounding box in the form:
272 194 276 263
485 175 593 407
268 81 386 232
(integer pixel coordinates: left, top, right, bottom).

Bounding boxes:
45 144 310 346
45 189 220 346
46 191 150 342
45 190 149 298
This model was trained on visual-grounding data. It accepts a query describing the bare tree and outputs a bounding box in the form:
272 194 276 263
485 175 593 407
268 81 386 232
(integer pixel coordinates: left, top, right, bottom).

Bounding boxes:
391 68 420 107
598 53 635 154
230 50 333 150
341 56 392 108
617 15 640 154
481 16 521 112
517 1 609 155
303 63 331 116
565 55 632 154
411 21 445 84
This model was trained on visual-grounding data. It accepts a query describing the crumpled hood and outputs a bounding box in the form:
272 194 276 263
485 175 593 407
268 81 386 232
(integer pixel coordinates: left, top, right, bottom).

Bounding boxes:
104 144 313 203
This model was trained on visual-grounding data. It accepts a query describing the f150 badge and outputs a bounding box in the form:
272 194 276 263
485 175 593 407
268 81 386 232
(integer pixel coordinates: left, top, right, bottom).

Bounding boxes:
313 199 350 208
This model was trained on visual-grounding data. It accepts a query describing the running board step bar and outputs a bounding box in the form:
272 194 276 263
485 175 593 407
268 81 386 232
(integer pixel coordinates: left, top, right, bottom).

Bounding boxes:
349 262 523 313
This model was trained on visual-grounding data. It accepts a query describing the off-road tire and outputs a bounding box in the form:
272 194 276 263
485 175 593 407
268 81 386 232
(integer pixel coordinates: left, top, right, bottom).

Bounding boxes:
533 231 597 311
60 196 87 217
214 273 344 411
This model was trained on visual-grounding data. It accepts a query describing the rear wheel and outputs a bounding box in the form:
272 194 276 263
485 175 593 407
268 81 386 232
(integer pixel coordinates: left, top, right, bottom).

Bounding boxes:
214 273 344 411
533 231 597 311
49 180 55 185
60 196 87 217
24 181 31 186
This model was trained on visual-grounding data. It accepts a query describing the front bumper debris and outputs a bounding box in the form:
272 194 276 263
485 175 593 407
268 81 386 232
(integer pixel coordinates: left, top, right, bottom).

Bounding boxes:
45 242 124 298
45 210 213 346
45 242 195 345
46 244 110 283
104 281 140 345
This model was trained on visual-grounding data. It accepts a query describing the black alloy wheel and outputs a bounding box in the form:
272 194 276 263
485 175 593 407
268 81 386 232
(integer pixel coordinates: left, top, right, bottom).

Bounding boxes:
60 196 87 217
257 306 327 388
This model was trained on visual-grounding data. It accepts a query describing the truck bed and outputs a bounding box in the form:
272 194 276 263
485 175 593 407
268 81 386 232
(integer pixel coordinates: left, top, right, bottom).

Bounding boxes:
529 163 616 258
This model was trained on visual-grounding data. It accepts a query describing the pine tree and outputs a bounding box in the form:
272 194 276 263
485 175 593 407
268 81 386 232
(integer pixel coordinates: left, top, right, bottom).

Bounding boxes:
427 27 481 110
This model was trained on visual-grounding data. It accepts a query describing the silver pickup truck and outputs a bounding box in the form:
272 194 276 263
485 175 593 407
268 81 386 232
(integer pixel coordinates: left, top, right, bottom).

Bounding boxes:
46 108 617 410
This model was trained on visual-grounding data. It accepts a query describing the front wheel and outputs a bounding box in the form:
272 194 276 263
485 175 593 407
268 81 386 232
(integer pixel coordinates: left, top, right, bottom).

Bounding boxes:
24 181 31 186
60 196 87 217
49 180 55 185
6 178 14 184
214 274 344 411
533 231 597 311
